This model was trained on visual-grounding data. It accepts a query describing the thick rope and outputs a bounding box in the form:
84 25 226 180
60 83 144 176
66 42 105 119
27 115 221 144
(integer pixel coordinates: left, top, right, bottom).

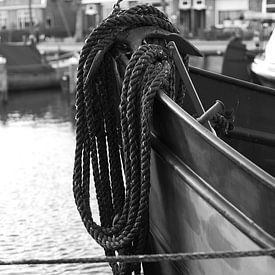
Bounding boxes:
2 248 275 265
73 5 184 275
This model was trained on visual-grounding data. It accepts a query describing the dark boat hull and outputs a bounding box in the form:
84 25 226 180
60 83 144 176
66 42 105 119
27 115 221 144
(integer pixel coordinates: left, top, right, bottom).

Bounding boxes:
145 90 275 275
8 66 59 91
189 67 275 176
0 44 60 91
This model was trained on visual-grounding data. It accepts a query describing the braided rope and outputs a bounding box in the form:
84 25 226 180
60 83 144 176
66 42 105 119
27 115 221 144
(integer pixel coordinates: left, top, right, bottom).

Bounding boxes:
73 5 185 275
2 248 275 265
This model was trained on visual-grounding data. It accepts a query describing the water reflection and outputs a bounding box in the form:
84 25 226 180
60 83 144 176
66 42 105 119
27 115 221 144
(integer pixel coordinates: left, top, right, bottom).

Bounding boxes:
0 89 75 126
0 89 110 274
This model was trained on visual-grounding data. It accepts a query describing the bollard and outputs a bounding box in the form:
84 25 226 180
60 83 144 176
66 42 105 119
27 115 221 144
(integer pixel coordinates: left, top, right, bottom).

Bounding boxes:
197 100 225 125
0 55 7 103
60 73 70 93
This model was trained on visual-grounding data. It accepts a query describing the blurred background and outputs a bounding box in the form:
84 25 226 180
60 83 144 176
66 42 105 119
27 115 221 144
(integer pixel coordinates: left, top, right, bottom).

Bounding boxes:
0 0 275 274
0 0 273 43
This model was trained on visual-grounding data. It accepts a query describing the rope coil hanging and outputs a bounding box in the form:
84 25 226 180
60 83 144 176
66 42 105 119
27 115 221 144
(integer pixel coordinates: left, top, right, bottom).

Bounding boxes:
73 4 187 275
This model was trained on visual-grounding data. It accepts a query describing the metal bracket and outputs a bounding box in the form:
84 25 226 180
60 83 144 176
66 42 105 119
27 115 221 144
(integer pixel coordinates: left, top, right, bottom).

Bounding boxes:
86 27 202 83
168 41 216 134
85 27 220 135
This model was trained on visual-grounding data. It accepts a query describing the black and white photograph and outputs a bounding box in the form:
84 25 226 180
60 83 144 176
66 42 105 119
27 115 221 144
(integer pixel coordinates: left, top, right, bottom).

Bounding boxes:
0 0 275 274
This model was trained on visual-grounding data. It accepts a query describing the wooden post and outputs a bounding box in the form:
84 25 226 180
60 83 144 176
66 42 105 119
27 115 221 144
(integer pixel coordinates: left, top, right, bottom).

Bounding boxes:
74 0 83 41
161 0 167 14
0 56 8 103
28 0 33 32
190 1 195 37
68 58 78 94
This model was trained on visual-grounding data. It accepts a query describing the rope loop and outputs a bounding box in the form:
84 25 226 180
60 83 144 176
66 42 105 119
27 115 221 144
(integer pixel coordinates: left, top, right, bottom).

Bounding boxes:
2 248 275 266
73 5 187 275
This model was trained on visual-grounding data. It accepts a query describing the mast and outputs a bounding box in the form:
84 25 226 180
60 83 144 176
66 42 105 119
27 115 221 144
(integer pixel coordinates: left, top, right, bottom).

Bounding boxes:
74 0 83 41
161 0 167 14
57 0 73 37
28 0 33 33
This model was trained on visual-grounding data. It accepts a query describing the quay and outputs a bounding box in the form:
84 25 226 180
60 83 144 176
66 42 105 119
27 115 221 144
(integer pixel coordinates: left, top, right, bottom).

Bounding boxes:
0 37 261 105
36 38 258 56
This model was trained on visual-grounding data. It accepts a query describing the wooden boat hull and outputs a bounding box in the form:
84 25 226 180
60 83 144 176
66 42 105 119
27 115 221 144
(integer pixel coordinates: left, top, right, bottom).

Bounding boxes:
144 91 275 275
0 44 60 91
8 69 59 92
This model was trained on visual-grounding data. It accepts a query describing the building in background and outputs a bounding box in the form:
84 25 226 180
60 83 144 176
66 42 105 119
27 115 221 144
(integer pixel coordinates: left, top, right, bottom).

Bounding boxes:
176 0 275 38
0 0 274 42
80 0 172 36
78 0 275 39
177 0 249 37
0 0 77 42
177 0 207 37
264 0 275 13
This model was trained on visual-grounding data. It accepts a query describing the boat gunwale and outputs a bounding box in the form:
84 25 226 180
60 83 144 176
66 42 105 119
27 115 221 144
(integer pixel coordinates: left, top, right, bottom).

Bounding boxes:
190 66 275 95
154 91 275 191
151 93 275 247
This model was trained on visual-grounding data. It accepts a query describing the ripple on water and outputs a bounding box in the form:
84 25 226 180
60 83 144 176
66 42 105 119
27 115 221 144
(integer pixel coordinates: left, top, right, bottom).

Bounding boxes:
0 91 111 274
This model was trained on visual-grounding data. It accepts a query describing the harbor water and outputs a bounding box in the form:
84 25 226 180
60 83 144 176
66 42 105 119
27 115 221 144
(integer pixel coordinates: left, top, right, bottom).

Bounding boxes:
0 90 111 274
0 56 224 275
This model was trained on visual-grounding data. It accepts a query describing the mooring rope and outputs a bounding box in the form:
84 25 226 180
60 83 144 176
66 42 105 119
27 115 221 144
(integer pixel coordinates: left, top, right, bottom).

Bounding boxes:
71 3 258 275
2 248 275 266
73 4 185 275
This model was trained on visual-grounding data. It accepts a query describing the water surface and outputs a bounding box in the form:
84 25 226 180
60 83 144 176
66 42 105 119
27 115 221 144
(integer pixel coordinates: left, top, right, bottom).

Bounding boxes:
0 90 110 274
0 56 224 274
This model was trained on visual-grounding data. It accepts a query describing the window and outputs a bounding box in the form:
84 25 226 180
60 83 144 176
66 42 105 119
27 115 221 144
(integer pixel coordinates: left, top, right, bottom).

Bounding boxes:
219 10 243 24
266 0 275 13
0 11 7 29
17 9 36 29
179 0 191 10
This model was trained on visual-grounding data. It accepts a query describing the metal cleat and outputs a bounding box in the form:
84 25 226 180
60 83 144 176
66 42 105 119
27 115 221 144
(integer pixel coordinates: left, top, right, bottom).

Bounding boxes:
197 100 225 125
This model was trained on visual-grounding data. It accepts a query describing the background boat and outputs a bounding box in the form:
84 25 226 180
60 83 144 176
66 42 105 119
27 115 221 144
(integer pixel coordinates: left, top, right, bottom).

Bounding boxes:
0 43 79 93
0 43 60 92
251 29 275 88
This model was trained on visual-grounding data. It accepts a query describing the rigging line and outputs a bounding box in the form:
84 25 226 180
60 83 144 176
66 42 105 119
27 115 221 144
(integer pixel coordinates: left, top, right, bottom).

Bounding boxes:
1 248 275 265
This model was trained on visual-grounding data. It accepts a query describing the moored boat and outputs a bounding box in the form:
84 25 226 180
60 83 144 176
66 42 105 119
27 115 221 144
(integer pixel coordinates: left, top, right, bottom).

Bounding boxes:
0 43 60 91
145 65 275 275
251 29 275 88
145 88 275 274
72 4 275 275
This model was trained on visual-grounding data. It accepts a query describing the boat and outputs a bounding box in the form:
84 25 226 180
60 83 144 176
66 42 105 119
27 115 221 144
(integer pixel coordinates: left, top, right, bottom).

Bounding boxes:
48 51 79 80
72 5 275 275
189 66 275 176
0 43 60 91
47 51 79 94
251 29 275 88
144 67 275 274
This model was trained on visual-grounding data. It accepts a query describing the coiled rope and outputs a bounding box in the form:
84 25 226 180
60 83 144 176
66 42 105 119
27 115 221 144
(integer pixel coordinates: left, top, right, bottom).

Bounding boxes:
0 2 273 273
72 4 186 275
